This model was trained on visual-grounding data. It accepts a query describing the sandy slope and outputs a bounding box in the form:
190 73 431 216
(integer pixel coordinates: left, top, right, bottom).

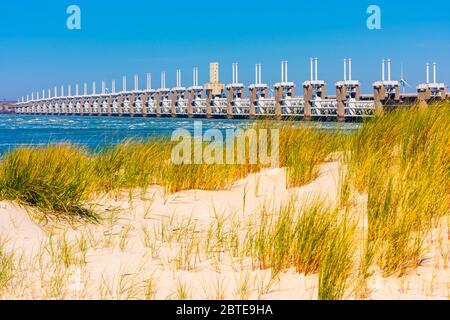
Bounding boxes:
0 161 448 299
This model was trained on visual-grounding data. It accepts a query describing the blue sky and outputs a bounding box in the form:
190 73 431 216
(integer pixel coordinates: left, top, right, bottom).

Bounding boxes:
0 0 449 100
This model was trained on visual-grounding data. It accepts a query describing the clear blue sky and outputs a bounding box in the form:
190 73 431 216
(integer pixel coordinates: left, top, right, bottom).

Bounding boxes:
0 0 449 100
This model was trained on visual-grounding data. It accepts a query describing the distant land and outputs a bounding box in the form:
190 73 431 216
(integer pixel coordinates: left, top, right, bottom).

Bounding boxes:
0 100 15 113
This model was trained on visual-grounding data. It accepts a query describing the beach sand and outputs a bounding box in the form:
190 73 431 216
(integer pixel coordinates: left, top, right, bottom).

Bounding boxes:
0 161 448 299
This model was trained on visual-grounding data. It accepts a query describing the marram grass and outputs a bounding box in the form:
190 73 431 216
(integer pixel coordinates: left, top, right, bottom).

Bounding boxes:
0 238 15 294
348 101 450 276
245 199 356 299
0 122 343 216
0 144 97 219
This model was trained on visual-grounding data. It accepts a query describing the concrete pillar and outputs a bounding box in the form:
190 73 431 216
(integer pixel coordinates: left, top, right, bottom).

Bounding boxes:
226 87 234 119
156 92 162 117
373 86 385 116
303 86 313 121
66 98 71 114
248 88 256 118
82 97 87 115
170 91 177 118
117 94 124 116
274 86 282 119
394 86 400 101
106 95 113 115
79 97 84 115
70 98 77 114
128 93 135 117
149 94 157 116
205 90 213 119
417 88 431 108
98 97 104 115
62 98 67 114
140 93 148 117
188 90 195 118
88 97 94 115
54 99 59 115
336 85 346 122
354 86 361 100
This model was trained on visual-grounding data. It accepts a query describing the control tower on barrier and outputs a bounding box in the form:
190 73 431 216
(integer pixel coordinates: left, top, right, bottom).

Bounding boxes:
204 62 226 118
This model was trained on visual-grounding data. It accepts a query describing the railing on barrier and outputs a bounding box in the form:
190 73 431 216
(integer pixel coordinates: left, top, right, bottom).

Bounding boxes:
310 99 338 117
255 98 276 115
160 99 172 115
232 98 250 115
345 100 375 117
175 98 189 115
193 98 207 115
210 98 227 116
282 97 304 116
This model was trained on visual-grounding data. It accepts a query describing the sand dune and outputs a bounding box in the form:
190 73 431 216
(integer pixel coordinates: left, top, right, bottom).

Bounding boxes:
0 161 448 300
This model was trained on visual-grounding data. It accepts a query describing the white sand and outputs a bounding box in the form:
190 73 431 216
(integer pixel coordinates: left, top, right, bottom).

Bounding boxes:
0 161 448 300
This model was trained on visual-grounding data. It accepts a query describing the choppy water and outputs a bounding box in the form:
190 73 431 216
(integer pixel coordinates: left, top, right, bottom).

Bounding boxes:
0 115 360 155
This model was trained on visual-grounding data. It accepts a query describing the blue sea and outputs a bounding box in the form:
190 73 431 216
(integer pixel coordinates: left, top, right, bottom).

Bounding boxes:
0 114 360 156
